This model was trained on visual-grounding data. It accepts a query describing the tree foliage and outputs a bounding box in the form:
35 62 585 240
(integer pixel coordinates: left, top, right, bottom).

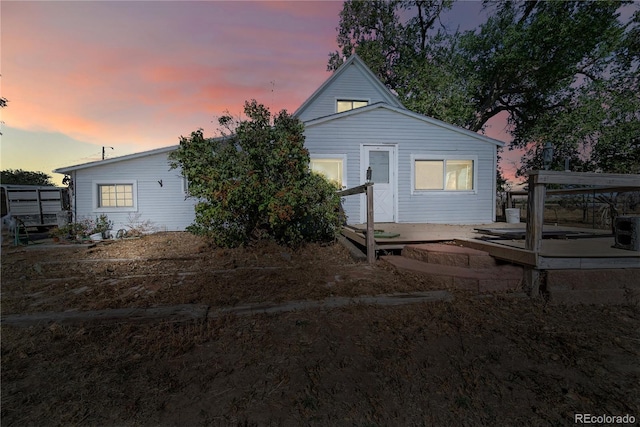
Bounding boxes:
1 169 54 186
515 7 640 176
330 0 639 178
169 100 343 247
328 0 471 127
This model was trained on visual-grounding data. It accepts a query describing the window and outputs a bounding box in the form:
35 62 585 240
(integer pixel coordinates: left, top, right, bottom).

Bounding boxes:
310 156 345 188
99 184 134 207
337 99 368 113
413 158 474 191
93 180 137 211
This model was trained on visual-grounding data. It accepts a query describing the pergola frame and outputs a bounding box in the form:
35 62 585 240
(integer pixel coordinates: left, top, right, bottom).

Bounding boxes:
524 171 640 295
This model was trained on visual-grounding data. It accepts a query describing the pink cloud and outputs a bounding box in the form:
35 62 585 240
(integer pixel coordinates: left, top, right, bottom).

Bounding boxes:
2 0 525 185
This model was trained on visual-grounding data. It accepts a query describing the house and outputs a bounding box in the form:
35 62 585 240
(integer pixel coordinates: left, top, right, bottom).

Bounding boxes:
300 54 503 224
54 146 196 232
54 54 504 231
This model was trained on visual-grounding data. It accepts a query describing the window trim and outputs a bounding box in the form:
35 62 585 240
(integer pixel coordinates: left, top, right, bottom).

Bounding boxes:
92 180 138 212
411 155 478 195
335 98 369 113
309 154 348 189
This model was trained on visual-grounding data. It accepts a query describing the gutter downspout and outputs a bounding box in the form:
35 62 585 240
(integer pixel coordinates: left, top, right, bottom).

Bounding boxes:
72 170 77 223
492 147 498 222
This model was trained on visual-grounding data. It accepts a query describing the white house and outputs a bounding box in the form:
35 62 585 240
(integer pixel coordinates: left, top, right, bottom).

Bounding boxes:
54 146 196 232
55 54 504 230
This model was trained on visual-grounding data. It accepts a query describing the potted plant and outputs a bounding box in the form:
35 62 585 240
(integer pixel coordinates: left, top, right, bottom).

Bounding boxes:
49 227 64 242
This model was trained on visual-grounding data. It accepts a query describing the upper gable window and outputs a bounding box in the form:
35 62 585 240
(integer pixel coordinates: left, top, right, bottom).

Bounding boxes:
337 99 368 113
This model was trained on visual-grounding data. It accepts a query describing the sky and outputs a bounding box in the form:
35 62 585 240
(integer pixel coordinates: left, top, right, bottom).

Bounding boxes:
1 0 516 186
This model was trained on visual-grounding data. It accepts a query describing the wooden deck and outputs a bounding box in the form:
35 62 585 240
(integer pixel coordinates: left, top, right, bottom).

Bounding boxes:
343 222 527 250
342 222 640 269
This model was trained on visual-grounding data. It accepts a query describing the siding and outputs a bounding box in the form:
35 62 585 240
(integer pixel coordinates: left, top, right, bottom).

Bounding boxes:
72 152 196 232
304 108 497 225
297 63 397 122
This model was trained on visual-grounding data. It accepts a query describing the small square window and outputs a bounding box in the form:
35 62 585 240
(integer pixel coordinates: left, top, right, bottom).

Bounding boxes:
415 160 444 190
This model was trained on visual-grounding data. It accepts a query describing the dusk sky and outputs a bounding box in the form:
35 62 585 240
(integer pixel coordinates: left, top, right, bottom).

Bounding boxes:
1 0 517 186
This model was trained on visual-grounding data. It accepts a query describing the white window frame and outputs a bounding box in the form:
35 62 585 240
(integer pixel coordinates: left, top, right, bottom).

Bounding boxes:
335 98 369 113
93 180 138 212
309 154 348 189
411 155 478 195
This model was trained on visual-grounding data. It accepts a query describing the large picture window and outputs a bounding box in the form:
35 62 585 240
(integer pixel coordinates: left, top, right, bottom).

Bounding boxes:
310 156 346 189
413 158 475 191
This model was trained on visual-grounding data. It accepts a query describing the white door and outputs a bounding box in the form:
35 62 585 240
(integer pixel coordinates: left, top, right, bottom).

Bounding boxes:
363 145 396 223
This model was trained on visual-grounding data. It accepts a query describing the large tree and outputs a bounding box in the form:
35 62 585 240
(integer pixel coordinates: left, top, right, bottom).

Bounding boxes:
328 0 472 127
1 169 54 186
514 7 640 176
169 100 342 247
330 0 638 178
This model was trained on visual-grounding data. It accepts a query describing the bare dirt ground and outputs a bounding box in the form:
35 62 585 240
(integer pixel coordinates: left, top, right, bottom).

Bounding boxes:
2 232 639 426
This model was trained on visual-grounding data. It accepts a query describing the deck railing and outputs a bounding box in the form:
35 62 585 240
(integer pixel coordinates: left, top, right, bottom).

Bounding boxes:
337 183 375 264
524 170 640 295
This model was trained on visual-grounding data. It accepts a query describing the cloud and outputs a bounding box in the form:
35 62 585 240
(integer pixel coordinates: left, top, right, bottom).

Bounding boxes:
2 1 340 154
2 0 525 185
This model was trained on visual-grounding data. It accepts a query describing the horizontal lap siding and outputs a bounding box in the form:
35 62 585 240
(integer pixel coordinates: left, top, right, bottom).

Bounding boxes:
305 109 497 224
304 125 362 225
73 152 196 231
297 65 395 122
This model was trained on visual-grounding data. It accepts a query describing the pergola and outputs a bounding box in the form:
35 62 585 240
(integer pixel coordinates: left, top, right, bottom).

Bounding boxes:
524 170 640 295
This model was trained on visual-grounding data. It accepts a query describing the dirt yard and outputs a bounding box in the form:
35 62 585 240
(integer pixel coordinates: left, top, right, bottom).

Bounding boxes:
2 232 639 426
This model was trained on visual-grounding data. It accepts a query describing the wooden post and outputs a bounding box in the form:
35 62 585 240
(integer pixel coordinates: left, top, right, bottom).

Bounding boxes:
525 172 546 297
366 184 375 264
525 172 546 255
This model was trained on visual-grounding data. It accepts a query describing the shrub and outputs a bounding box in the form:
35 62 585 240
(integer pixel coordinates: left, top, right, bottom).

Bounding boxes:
170 100 343 247
57 214 113 240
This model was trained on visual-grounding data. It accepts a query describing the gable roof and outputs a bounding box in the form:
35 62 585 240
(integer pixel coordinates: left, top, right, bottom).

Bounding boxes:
293 54 404 119
54 145 179 174
304 102 505 147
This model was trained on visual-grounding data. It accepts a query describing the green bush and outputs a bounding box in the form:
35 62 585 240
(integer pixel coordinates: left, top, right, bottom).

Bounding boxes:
57 214 114 239
170 100 343 247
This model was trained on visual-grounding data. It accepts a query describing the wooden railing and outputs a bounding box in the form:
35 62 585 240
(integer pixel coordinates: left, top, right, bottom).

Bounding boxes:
524 170 640 296
337 183 375 264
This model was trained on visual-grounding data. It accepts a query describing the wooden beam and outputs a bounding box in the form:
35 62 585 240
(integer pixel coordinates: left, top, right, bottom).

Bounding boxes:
454 238 537 266
366 184 375 264
337 183 372 197
509 186 640 197
340 226 365 246
525 174 546 256
529 171 640 187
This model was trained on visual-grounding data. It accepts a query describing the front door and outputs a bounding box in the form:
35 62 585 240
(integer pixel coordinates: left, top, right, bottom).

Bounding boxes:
363 145 396 223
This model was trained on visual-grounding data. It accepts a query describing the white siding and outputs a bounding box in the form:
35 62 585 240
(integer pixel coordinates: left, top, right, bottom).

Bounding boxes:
297 63 396 122
304 108 497 224
71 152 196 232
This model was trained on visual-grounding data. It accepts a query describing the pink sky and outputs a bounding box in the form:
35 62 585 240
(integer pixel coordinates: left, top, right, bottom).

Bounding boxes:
1 0 519 185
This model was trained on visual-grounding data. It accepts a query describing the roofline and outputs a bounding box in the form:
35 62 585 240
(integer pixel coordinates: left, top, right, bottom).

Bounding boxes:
53 145 179 174
293 54 404 118
1 184 63 189
304 102 506 147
